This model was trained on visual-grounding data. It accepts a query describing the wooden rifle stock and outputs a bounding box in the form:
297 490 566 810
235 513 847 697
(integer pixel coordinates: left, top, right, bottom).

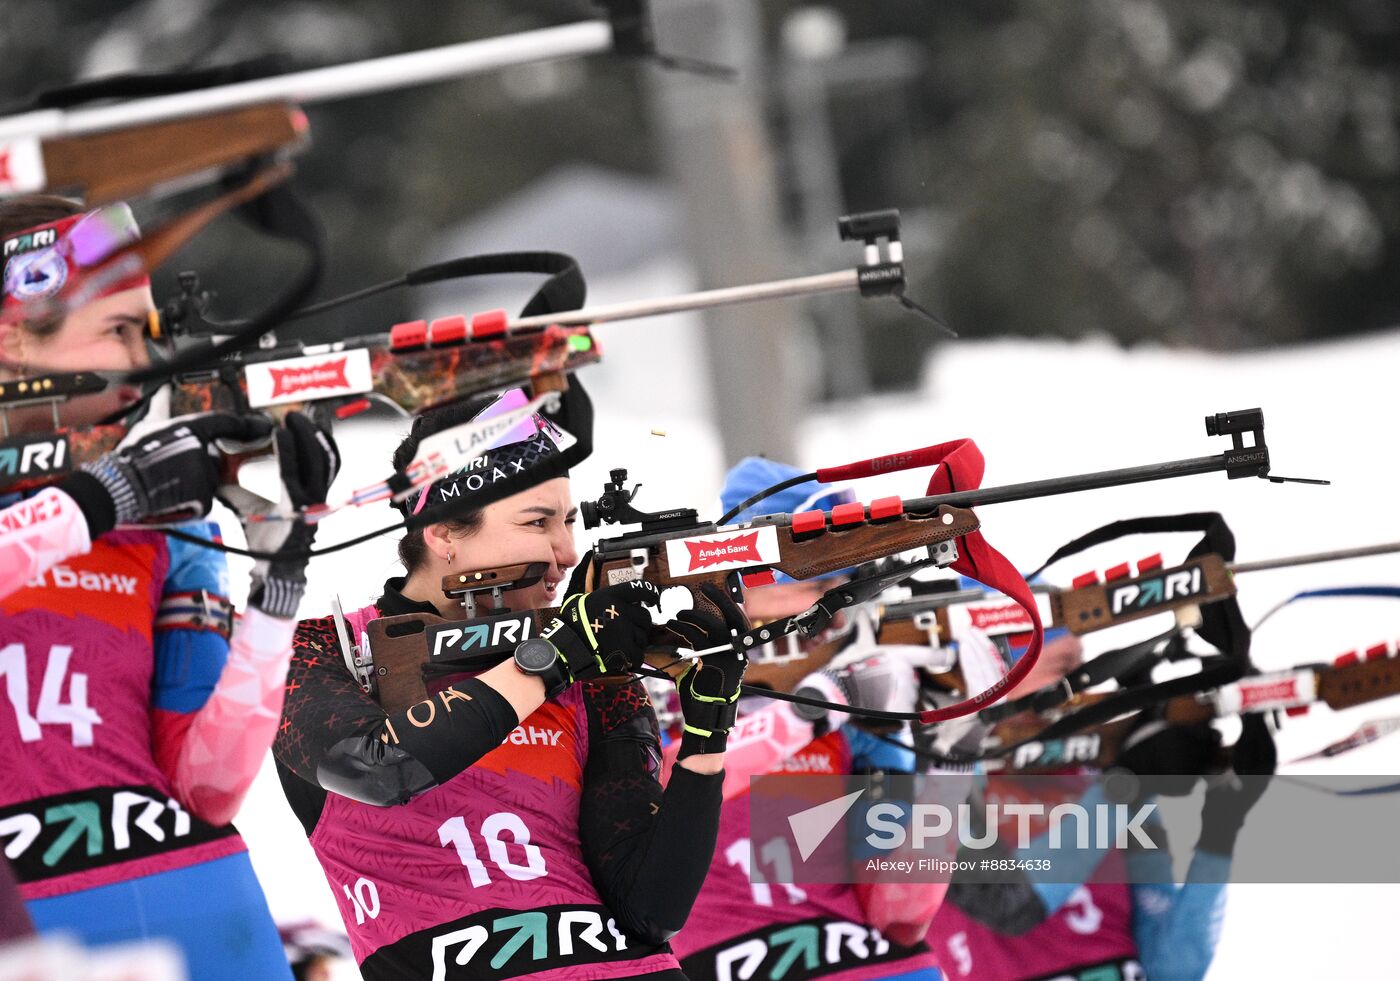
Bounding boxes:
0 325 599 495
984 691 1216 773
365 506 982 712
33 104 307 204
594 504 978 619
1051 554 1235 635
984 647 1400 773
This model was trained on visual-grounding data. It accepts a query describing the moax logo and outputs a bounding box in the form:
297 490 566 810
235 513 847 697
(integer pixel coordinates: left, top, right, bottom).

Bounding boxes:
0 435 68 479
1108 566 1204 615
3 227 56 256
431 616 533 658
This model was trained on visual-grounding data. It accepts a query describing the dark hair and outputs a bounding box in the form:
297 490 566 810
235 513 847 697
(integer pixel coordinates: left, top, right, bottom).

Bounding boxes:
392 398 494 573
0 194 86 339
0 194 84 240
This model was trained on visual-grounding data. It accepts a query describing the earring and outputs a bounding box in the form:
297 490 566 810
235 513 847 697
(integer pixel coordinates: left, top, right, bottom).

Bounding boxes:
446 548 455 566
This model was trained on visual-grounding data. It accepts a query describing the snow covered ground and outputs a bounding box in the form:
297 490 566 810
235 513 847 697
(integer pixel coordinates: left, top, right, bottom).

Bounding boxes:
224 321 1400 979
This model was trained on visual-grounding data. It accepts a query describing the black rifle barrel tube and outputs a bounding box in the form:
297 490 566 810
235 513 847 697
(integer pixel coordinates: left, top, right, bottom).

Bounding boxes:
904 453 1228 512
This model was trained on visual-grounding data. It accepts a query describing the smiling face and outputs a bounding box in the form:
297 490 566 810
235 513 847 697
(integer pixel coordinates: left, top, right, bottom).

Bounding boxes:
0 284 152 429
435 477 581 612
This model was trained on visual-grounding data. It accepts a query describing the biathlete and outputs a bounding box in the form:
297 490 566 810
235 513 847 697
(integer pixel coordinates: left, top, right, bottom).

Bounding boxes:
273 388 749 981
0 194 338 977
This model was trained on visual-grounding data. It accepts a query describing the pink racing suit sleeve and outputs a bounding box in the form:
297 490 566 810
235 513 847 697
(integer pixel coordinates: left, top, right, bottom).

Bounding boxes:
0 488 93 601
163 607 297 825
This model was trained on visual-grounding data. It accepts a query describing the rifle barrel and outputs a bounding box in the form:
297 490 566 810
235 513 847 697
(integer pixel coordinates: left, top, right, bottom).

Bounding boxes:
1230 541 1400 574
509 270 859 330
0 22 612 140
906 453 1228 511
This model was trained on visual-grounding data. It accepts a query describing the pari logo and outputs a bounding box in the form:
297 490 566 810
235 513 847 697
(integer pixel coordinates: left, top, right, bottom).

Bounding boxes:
1011 735 1102 771
0 433 69 480
245 348 373 408
1108 565 1204 616
667 525 781 577
3 226 56 257
430 613 534 659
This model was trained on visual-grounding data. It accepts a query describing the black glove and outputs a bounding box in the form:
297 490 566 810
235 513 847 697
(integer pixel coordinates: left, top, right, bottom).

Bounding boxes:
545 578 663 684
1198 714 1276 856
219 412 340 618
63 412 273 535
668 583 750 759
1112 718 1221 798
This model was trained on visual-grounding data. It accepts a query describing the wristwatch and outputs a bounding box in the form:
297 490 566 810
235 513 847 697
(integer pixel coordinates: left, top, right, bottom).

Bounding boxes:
513 637 571 699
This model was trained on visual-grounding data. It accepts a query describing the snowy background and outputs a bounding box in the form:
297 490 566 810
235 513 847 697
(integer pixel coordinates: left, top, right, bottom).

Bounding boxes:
7 2 1400 976
216 296 1400 979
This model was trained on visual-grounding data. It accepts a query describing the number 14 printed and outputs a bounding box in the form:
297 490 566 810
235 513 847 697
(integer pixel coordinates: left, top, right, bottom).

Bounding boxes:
0 643 103 746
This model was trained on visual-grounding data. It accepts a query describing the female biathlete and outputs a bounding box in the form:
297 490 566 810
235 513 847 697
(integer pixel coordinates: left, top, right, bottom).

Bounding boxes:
664 458 947 981
273 389 748 981
924 629 1275 981
0 195 339 978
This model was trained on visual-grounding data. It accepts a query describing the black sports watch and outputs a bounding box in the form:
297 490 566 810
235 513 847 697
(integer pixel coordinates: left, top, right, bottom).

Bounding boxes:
513 637 571 699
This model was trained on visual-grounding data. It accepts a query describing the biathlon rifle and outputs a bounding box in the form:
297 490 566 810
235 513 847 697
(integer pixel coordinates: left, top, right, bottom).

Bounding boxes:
0 0 705 207
355 408 1314 721
944 546 1400 772
0 0 725 401
0 209 921 534
979 640 1400 773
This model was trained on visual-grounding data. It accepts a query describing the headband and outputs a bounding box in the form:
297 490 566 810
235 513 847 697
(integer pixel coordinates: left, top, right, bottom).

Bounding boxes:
2 203 150 320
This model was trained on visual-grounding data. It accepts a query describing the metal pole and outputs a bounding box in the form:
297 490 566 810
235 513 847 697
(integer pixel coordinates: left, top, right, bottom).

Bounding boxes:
1231 541 1400 575
0 22 613 140
509 269 857 330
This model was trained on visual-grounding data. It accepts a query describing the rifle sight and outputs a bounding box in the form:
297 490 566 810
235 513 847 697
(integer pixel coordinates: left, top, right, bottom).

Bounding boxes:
580 466 699 532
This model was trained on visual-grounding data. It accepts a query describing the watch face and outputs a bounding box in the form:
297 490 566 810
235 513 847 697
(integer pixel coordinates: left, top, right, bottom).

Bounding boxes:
515 637 559 673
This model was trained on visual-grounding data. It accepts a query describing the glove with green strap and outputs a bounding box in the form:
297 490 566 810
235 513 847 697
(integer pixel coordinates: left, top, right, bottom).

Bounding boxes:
666 583 750 759
536 578 663 697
